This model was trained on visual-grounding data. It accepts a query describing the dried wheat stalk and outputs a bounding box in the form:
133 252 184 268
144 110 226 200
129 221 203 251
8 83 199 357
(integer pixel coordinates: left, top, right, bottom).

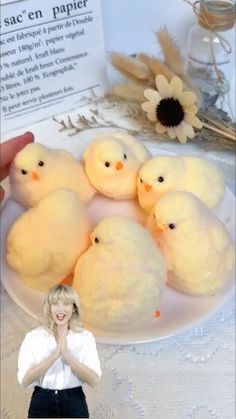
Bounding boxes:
110 52 151 84
109 28 202 105
156 27 185 75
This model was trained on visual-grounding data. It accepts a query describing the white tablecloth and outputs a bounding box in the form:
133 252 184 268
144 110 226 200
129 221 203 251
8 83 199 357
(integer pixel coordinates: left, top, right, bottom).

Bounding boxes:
1 97 235 419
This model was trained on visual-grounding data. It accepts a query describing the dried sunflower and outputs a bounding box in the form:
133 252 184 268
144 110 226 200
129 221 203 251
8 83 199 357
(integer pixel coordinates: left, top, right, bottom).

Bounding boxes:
141 75 203 143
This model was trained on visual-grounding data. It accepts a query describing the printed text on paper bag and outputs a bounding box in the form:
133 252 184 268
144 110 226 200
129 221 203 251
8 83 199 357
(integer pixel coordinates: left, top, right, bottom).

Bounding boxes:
0 0 107 131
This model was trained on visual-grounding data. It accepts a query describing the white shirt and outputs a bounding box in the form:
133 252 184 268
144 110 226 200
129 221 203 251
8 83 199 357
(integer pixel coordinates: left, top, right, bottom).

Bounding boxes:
17 326 102 390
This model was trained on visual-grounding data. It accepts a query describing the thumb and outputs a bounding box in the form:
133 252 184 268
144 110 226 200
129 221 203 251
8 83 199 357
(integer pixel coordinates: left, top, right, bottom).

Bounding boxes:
0 186 5 203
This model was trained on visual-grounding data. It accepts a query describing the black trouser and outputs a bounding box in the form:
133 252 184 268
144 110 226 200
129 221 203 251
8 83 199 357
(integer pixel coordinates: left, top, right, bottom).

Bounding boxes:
28 385 89 418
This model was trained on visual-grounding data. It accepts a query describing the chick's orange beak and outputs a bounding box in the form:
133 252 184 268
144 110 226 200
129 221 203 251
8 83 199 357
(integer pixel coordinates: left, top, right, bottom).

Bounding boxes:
31 171 39 180
144 183 152 192
115 161 123 170
156 223 168 237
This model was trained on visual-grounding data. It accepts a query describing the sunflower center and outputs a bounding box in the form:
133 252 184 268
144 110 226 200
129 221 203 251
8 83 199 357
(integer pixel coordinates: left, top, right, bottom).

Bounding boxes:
156 97 184 127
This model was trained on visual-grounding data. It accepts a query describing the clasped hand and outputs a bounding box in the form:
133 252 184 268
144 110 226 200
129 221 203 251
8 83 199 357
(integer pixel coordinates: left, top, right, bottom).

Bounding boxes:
55 325 71 361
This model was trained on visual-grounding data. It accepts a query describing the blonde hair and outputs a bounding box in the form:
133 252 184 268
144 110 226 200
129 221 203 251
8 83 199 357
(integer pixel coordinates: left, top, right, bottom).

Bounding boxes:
41 284 83 334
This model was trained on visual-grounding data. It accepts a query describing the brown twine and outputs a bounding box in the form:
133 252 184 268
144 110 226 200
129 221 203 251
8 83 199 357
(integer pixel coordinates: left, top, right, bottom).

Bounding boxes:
196 0 235 51
185 0 235 50
198 1 235 31
184 0 235 91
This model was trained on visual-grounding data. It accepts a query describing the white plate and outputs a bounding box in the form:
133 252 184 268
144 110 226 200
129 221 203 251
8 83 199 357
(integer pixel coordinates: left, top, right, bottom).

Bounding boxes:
1 145 235 345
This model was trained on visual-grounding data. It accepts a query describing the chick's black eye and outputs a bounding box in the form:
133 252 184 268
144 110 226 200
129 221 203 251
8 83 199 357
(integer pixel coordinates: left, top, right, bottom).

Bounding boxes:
169 223 175 230
158 176 164 183
123 154 127 160
140 178 143 183
38 161 44 167
21 169 27 175
94 237 99 243
153 213 156 219
105 162 110 167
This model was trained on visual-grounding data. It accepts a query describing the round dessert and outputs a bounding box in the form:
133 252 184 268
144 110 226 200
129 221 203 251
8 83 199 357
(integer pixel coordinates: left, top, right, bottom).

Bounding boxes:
7 189 92 291
147 191 235 296
138 155 225 212
73 216 166 330
10 142 95 208
83 131 151 199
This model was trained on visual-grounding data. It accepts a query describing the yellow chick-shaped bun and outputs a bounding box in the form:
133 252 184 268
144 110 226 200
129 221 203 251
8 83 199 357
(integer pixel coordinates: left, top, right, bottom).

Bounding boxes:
73 216 166 330
138 155 225 212
83 131 151 199
148 191 235 296
10 143 95 208
7 189 92 291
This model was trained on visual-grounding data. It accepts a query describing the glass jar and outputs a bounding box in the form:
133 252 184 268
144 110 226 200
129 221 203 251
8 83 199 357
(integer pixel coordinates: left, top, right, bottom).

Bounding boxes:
187 0 235 106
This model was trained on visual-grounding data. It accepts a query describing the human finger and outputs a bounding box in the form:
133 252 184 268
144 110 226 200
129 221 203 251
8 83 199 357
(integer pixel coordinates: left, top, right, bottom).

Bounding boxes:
0 132 34 181
0 186 4 202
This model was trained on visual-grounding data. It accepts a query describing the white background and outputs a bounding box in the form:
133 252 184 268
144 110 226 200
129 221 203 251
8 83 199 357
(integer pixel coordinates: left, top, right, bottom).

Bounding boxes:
101 0 195 55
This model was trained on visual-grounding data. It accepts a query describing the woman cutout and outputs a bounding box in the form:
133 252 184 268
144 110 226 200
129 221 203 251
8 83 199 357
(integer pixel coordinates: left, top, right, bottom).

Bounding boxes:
17 284 102 418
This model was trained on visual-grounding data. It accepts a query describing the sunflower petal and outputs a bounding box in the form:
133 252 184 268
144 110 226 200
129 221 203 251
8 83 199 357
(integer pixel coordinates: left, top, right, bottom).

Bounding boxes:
170 77 183 98
167 127 176 139
175 124 187 143
185 105 198 114
155 122 167 134
179 91 196 107
141 101 157 113
144 89 161 102
147 113 157 122
182 121 195 138
184 113 203 129
155 75 171 97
